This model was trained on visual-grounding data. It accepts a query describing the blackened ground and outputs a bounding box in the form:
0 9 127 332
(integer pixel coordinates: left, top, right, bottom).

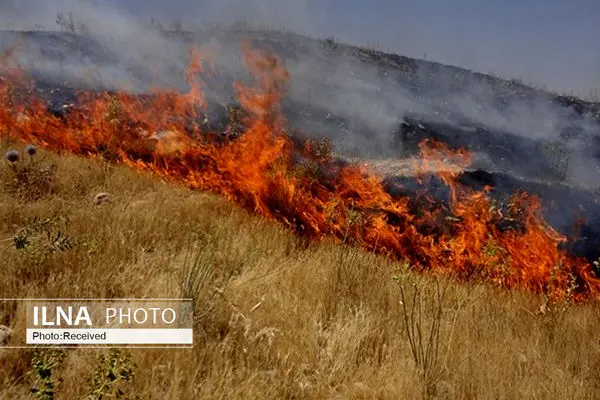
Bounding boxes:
383 170 600 269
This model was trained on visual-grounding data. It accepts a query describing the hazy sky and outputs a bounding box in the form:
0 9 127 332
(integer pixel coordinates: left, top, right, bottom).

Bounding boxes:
3 0 600 96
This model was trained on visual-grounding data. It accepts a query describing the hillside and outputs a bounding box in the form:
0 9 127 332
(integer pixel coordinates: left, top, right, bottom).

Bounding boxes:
0 26 600 399
0 142 599 399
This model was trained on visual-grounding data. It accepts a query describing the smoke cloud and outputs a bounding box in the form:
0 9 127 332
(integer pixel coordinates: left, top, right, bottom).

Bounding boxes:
0 0 599 189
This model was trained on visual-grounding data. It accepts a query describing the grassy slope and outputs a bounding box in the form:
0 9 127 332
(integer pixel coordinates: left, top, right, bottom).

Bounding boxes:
0 141 599 399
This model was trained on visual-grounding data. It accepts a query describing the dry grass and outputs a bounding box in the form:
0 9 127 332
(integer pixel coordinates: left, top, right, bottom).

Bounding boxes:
0 139 599 399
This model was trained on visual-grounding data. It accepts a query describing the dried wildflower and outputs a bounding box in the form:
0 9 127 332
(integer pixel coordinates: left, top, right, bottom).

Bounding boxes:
24 144 37 156
5 149 19 163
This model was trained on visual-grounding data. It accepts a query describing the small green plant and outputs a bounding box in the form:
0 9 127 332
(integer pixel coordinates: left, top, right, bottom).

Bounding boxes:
28 348 66 400
88 348 137 400
11 213 77 281
13 214 76 253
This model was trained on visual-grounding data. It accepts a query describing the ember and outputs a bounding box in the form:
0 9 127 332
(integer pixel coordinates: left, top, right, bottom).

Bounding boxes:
1 42 599 301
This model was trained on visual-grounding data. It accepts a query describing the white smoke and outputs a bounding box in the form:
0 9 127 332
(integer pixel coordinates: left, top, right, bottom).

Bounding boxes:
0 0 599 187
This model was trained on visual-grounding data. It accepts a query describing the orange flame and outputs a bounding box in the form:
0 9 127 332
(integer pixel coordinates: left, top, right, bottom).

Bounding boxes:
1 42 598 302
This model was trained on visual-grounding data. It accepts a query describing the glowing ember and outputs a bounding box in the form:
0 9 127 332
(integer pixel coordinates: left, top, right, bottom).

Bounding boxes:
1 42 598 302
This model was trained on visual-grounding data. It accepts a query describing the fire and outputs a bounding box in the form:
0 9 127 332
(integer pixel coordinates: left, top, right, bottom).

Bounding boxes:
1 42 599 302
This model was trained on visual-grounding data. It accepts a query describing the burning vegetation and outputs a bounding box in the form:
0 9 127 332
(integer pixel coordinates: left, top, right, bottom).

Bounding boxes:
0 42 599 302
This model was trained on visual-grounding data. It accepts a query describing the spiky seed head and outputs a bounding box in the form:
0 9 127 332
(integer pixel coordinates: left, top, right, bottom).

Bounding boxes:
24 144 37 156
5 149 19 163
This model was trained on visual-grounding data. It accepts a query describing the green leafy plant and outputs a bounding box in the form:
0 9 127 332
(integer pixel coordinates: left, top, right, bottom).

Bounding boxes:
28 348 66 400
11 213 77 279
88 348 137 400
13 214 76 253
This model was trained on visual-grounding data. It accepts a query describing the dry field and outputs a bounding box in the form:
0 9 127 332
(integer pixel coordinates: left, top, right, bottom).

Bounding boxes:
0 140 599 399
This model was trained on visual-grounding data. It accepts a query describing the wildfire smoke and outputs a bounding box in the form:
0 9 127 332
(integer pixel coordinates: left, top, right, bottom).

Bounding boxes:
1 42 599 302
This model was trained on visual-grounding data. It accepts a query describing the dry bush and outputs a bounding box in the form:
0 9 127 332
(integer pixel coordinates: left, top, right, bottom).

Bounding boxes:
396 278 446 397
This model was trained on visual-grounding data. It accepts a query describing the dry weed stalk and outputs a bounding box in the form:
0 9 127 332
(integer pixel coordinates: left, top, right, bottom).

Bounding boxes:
396 276 447 397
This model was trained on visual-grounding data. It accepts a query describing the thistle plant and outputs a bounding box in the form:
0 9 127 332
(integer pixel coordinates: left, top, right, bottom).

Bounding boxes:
5 149 19 164
25 144 38 157
2 144 57 200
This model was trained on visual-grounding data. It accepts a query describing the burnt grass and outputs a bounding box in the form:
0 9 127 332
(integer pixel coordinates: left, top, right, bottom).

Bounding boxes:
2 28 600 270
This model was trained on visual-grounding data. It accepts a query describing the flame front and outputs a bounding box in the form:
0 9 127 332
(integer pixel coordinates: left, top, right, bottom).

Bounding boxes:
1 43 598 301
